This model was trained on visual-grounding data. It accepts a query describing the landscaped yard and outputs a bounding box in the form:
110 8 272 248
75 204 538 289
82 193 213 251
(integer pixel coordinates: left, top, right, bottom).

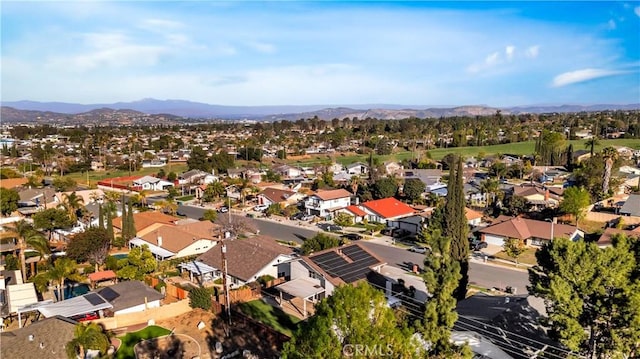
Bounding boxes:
237 299 301 337
493 247 539 266
116 325 172 359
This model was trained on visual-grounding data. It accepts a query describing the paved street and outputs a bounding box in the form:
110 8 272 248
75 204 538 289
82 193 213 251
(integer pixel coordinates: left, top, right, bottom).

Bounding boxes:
177 204 530 291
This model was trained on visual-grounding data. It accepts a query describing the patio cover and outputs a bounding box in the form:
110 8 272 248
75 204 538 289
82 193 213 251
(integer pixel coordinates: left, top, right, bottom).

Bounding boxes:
37 292 113 318
178 261 217 275
276 278 325 299
130 238 175 258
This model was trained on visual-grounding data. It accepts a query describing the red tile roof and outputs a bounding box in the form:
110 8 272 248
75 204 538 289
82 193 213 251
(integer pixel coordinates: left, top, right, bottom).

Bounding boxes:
362 197 415 219
314 189 352 201
478 217 578 241
465 208 483 220
113 211 179 233
88 270 117 282
345 205 366 217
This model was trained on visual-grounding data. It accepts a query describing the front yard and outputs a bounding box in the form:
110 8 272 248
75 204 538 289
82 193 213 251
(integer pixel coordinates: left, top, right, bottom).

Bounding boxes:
492 247 539 266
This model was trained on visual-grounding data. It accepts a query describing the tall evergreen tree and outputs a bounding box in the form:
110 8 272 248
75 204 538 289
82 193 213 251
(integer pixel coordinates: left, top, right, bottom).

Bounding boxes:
120 195 129 241
105 207 114 244
421 229 471 358
126 200 136 240
442 157 469 300
98 204 104 229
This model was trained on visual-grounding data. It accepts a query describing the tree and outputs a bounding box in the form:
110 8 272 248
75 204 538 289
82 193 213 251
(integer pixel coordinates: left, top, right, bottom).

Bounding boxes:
529 237 640 357
503 195 528 216
584 136 600 157
9 220 48 282
282 282 420 359
265 203 281 217
48 257 84 301
215 211 256 238
420 229 471 358
66 322 110 359
201 209 218 222
479 178 499 208
403 178 426 203
126 200 136 240
66 227 111 272
58 191 85 222
116 245 157 280
33 208 74 241
372 177 398 199
442 157 469 300
0 187 20 216
601 146 618 196
503 238 526 266
333 212 353 227
559 186 591 224
188 286 213 310
52 176 77 192
300 233 341 255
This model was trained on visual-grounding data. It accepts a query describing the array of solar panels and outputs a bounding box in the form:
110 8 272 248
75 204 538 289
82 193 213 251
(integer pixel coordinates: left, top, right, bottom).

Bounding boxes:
310 245 380 283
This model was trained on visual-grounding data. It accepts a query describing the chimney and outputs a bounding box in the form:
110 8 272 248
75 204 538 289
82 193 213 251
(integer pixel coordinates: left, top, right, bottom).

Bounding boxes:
157 236 163 247
544 189 550 202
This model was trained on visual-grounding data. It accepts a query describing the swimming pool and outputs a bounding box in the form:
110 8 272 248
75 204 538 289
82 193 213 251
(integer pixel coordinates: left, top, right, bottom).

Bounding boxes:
112 253 129 260
60 282 91 300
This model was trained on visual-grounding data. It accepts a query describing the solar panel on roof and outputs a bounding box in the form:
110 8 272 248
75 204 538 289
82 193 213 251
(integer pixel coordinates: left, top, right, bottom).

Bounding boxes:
97 287 119 302
85 293 106 306
310 245 381 283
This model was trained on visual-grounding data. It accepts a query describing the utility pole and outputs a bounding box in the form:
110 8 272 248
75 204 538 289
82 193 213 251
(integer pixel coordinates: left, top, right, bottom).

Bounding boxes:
221 237 231 324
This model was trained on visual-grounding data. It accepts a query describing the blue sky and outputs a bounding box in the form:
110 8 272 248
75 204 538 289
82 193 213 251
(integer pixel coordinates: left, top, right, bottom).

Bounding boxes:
2 1 639 106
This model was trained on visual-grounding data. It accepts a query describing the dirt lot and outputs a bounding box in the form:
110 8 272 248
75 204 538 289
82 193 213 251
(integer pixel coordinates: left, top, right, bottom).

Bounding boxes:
150 308 284 359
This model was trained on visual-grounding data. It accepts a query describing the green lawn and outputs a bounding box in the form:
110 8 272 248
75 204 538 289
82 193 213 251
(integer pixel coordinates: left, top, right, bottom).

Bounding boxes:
65 163 188 187
237 299 301 337
493 247 539 266
116 325 171 359
286 138 640 165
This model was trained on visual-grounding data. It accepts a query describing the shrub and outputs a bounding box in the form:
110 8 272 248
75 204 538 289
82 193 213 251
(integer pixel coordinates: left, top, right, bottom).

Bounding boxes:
189 287 214 310
257 274 276 286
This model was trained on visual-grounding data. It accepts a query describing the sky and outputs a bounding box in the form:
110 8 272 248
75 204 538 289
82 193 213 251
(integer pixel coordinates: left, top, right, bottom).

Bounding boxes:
1 1 639 107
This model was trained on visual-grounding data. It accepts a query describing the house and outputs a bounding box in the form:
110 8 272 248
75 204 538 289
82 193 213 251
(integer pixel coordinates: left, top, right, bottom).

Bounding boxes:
346 162 369 176
619 194 640 216
305 189 352 218
0 270 39 318
96 280 164 315
112 211 180 236
178 169 210 185
272 164 303 178
132 175 174 191
183 235 293 288
387 215 424 235
129 220 219 260
275 243 385 317
257 187 301 208
596 227 640 248
336 205 367 224
572 149 592 163
0 316 78 359
361 197 415 223
465 208 483 226
477 217 582 247
17 187 57 210
383 161 403 177
511 184 562 209
403 169 443 187
55 189 105 206
37 292 113 320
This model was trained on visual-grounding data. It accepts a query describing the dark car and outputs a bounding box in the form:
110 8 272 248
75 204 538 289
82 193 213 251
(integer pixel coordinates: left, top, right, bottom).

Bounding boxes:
317 223 342 232
392 228 411 238
341 233 363 241
470 240 488 251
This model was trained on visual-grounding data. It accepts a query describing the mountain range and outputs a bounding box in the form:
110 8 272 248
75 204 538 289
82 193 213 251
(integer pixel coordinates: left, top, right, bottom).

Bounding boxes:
2 99 639 122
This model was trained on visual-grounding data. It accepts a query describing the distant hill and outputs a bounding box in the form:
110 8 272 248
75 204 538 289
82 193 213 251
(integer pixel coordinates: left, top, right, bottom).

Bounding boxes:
1 98 638 122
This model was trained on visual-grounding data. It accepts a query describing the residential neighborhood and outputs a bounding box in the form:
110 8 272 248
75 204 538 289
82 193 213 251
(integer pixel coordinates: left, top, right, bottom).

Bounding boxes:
1 110 640 359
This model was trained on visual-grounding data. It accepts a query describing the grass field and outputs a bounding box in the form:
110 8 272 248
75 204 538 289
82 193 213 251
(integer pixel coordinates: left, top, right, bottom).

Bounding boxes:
287 138 640 166
237 299 301 337
65 163 187 187
116 325 172 359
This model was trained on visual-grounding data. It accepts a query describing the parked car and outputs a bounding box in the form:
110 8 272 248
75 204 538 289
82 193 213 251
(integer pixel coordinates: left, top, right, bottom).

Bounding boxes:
470 239 488 251
254 204 269 212
218 206 229 213
409 246 429 254
341 233 363 241
392 228 411 238
381 228 394 236
317 223 342 232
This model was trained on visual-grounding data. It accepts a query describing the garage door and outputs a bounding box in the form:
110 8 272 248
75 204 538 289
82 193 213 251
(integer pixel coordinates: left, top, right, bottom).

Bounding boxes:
484 234 504 246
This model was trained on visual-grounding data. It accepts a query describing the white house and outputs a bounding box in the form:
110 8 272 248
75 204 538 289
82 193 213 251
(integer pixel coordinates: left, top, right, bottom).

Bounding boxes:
305 189 352 218
360 197 415 223
273 165 303 178
182 236 293 288
133 175 174 191
346 162 369 176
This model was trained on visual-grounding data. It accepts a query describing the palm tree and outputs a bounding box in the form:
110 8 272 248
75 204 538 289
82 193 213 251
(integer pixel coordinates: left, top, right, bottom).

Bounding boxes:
480 178 500 208
585 137 600 157
602 146 618 196
350 175 362 195
9 220 48 282
58 192 85 222
48 257 84 302
66 322 110 359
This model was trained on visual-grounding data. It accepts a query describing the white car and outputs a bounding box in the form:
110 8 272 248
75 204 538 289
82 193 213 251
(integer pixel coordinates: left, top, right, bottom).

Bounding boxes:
410 246 429 254
254 204 269 212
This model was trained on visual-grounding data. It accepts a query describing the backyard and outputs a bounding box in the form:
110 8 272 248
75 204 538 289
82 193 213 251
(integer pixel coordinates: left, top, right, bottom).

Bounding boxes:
237 299 301 337
116 325 171 359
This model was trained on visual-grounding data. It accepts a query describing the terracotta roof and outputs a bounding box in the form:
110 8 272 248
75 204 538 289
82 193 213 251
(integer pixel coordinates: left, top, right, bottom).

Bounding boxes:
345 205 367 217
259 188 296 203
176 220 220 239
113 211 179 232
139 223 217 253
478 217 578 241
362 197 415 219
302 243 386 287
465 208 483 220
596 228 640 247
88 270 117 282
314 189 352 201
196 236 293 282
0 316 77 359
0 177 28 189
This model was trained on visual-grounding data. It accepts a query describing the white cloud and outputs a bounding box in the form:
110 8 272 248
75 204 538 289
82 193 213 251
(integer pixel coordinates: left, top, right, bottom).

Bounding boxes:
525 45 539 58
139 18 184 31
505 45 515 61
552 68 625 87
635 6 640 17
247 42 276 54
607 19 616 30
